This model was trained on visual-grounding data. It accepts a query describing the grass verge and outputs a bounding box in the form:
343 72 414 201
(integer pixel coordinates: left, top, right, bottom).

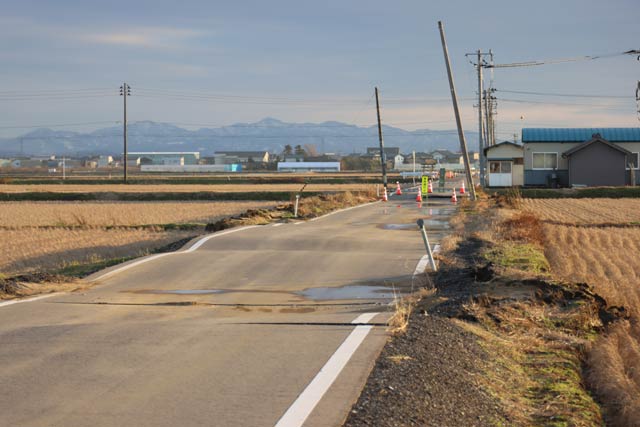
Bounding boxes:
434 198 616 426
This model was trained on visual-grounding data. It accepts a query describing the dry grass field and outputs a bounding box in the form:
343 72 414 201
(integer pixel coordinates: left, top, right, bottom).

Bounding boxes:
0 201 279 276
522 198 640 426
0 228 195 275
0 183 375 193
523 198 640 225
0 201 278 227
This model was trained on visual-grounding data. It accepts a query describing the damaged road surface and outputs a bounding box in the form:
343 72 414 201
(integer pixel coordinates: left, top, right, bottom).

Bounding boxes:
0 193 455 427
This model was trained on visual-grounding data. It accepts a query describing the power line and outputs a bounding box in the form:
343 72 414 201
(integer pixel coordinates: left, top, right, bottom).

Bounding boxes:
499 97 633 108
497 89 629 99
487 50 632 69
1 131 463 141
0 121 119 130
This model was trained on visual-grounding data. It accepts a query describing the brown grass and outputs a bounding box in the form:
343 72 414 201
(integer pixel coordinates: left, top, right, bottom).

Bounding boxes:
0 200 281 276
0 201 279 227
526 198 640 427
0 228 195 275
522 198 640 225
0 183 375 193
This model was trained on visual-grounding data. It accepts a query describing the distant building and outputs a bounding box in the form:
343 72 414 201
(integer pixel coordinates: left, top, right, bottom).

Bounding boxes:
522 128 640 187
97 155 113 168
214 151 269 164
366 147 400 158
277 162 340 172
127 152 200 166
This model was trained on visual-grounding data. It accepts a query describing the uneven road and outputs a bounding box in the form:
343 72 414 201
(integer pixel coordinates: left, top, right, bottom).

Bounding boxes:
0 191 456 427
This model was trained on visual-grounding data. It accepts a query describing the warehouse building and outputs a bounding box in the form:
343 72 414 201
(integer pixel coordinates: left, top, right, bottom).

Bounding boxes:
127 152 200 166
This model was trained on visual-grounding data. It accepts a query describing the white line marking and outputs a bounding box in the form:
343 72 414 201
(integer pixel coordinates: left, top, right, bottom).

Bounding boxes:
413 255 432 276
183 226 260 253
293 222 303 226
412 244 441 276
272 223 284 227
274 312 378 427
308 201 379 222
0 293 61 308
90 225 260 282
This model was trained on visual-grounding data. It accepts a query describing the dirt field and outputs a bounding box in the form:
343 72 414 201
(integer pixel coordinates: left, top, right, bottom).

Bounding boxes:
0 183 375 193
0 200 279 276
0 201 279 227
523 198 640 426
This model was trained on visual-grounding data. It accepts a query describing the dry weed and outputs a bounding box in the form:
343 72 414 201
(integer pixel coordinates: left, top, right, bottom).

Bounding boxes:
0 201 279 227
0 183 375 194
524 198 640 426
0 228 194 275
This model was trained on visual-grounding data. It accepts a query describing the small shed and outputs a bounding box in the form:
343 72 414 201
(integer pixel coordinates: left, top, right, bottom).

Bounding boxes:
484 141 524 187
562 134 631 187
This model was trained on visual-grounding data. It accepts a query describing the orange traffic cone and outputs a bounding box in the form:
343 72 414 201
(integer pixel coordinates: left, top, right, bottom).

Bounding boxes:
416 189 422 202
451 188 458 203
428 181 433 194
382 188 388 202
395 181 402 195
460 181 466 194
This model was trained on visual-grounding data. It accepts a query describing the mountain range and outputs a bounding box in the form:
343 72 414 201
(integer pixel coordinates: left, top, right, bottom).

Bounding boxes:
0 118 479 157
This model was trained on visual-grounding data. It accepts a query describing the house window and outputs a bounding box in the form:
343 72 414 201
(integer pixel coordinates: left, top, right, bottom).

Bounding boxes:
532 152 558 170
626 152 639 170
489 161 512 173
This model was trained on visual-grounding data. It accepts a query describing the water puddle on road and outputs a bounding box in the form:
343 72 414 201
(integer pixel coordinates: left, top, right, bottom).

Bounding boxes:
127 289 226 295
380 223 418 231
379 219 450 231
297 285 401 301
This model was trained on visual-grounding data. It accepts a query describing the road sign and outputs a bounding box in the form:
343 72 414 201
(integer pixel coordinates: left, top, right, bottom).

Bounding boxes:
421 176 429 194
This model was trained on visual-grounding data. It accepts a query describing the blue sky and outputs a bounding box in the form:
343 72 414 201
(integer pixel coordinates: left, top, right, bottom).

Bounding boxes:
0 0 638 139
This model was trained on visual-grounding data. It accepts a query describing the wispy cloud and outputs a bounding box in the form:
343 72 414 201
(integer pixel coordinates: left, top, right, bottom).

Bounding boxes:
84 27 207 49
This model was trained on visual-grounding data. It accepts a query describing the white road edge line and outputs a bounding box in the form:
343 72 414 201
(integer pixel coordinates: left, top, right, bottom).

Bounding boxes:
272 223 284 227
308 201 379 222
0 293 62 308
274 312 378 427
413 255 431 276
412 245 441 276
90 225 261 282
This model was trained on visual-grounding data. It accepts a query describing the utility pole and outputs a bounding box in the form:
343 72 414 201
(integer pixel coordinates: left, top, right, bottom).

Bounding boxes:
120 83 131 183
476 50 485 187
375 87 388 194
438 21 476 201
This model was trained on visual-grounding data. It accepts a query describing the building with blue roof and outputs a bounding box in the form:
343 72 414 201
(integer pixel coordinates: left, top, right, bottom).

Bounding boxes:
521 128 640 187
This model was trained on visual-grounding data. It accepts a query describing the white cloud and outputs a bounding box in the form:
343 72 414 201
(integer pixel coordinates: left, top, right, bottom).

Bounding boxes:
84 27 207 49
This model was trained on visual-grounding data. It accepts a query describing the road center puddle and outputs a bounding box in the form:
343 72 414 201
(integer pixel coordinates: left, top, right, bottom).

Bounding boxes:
126 289 226 295
297 285 402 301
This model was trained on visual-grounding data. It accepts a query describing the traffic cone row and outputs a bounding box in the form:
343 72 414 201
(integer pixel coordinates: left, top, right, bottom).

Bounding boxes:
451 188 458 203
395 181 402 195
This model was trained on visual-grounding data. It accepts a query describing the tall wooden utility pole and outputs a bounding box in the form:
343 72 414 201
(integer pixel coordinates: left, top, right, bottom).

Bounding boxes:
375 87 388 193
120 83 131 183
438 21 476 201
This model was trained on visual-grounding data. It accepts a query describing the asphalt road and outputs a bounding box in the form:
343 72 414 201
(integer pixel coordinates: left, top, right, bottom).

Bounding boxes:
0 190 456 427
